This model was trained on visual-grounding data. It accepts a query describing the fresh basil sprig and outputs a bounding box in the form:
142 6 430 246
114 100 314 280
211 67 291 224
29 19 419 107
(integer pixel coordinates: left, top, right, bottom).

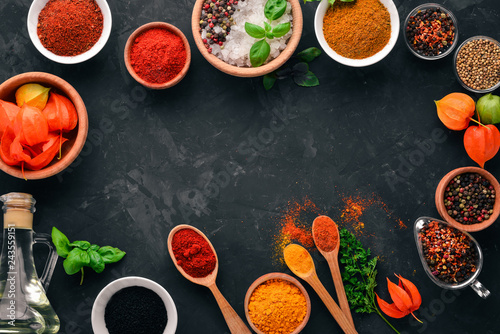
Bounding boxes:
245 0 291 67
51 227 126 285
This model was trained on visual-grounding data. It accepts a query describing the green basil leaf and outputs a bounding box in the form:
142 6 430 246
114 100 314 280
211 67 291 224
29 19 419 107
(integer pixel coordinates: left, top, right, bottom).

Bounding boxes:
89 244 100 251
245 22 265 39
264 22 272 32
51 227 72 258
69 240 90 250
329 0 335 5
250 39 271 67
266 32 275 39
63 248 90 275
293 62 309 75
263 73 277 90
88 250 105 273
275 66 292 78
296 47 322 62
272 22 290 38
97 246 126 264
264 0 287 21
293 70 319 87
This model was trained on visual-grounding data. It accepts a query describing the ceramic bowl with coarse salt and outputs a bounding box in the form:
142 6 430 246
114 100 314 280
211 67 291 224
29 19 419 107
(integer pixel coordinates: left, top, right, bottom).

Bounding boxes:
92 276 178 334
191 0 303 77
314 0 399 67
124 22 191 89
27 0 112 64
0 72 88 180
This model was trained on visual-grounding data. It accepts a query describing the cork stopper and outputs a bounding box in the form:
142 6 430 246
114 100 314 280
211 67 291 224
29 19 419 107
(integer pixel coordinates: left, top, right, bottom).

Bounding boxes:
1 192 36 229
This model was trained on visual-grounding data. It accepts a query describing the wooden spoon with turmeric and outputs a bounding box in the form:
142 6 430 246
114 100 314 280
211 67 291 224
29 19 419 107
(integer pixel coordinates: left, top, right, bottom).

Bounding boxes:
167 224 251 334
312 215 354 327
284 244 358 334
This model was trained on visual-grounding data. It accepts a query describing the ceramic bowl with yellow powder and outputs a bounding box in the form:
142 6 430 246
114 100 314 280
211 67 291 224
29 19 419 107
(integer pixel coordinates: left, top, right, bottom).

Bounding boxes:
314 0 399 67
244 273 311 334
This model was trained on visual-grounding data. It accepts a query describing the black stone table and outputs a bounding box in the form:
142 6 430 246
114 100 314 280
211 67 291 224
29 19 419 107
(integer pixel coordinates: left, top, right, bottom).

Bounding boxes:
1 0 499 333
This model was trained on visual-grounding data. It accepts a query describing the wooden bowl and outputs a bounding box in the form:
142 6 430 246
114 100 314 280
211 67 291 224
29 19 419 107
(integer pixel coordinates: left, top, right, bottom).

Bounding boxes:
244 272 311 334
124 22 191 90
0 72 88 180
435 167 500 232
191 0 303 77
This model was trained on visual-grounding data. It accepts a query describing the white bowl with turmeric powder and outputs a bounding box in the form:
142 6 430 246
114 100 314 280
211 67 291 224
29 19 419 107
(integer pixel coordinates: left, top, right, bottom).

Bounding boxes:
244 273 311 334
314 0 399 67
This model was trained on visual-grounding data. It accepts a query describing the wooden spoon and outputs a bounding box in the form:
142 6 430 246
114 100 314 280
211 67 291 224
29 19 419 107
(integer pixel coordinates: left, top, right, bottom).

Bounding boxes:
284 244 358 334
312 215 354 327
167 224 251 334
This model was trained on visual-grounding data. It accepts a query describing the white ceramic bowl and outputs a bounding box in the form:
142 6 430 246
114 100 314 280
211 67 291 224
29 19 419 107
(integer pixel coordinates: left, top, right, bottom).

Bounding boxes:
91 276 178 334
314 0 399 67
27 0 112 64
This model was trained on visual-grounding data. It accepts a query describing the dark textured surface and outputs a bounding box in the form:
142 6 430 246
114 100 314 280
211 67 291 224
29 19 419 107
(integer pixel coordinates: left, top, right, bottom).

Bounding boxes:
1 0 500 333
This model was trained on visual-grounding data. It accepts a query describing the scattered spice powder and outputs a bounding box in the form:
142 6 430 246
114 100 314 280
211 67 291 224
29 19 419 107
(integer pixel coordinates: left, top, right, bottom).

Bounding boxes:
37 0 103 56
283 244 313 274
248 278 307 334
171 228 216 278
312 215 338 252
322 0 391 59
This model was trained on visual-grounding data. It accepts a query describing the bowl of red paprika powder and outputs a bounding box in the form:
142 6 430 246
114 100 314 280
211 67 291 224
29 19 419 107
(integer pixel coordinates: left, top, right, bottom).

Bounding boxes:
27 0 112 64
124 22 191 90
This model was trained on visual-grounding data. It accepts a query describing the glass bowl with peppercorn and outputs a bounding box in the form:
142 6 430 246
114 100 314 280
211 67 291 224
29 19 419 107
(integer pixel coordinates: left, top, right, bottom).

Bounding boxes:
435 166 500 232
27 0 112 64
124 22 191 89
404 3 458 60
414 217 490 298
92 276 178 334
453 36 500 93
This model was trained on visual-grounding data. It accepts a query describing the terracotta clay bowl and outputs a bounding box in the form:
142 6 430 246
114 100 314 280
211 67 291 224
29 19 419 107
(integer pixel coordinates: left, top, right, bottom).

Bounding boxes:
124 22 191 90
0 72 88 180
244 272 311 334
191 0 303 77
435 167 500 232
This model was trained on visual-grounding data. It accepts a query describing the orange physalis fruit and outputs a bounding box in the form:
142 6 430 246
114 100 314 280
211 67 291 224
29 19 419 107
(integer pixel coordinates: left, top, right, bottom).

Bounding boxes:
0 125 21 166
15 83 50 110
12 104 49 147
463 124 500 168
376 274 422 322
42 92 78 132
435 93 475 130
0 100 20 138
25 133 68 170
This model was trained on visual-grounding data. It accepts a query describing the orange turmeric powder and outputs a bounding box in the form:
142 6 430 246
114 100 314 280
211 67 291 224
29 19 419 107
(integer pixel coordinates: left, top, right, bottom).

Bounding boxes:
323 0 391 59
283 244 313 274
248 279 307 334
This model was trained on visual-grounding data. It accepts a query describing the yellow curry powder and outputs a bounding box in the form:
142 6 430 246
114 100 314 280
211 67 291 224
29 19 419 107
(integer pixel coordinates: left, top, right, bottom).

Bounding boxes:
323 0 391 59
248 279 307 334
283 244 313 274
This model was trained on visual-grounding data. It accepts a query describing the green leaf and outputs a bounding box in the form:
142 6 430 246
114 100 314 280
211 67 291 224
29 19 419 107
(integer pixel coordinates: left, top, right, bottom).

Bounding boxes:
264 0 287 21
69 240 90 250
89 244 100 251
272 22 291 38
51 227 72 258
250 39 271 67
63 248 90 275
98 246 126 264
293 62 309 75
263 73 277 90
88 249 105 273
293 71 319 87
266 32 275 39
296 47 322 62
264 22 272 32
245 22 266 39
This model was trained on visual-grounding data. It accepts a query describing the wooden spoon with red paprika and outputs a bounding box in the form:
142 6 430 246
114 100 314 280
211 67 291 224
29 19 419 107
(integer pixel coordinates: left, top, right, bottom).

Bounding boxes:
167 224 251 334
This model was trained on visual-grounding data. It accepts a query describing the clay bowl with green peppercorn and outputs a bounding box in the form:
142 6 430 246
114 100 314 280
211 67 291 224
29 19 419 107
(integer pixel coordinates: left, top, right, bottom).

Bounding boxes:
435 167 500 232
453 36 500 93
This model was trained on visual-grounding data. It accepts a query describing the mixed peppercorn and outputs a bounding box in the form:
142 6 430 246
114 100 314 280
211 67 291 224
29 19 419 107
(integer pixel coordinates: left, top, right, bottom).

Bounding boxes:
443 173 495 225
406 7 455 57
199 0 243 53
420 221 477 284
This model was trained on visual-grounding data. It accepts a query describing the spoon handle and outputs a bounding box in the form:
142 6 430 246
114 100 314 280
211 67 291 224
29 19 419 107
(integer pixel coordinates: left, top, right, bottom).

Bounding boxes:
308 274 358 334
208 283 252 334
327 255 354 326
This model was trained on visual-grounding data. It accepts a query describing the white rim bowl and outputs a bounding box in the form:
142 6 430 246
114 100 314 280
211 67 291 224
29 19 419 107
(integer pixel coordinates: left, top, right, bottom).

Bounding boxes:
314 0 399 67
91 276 178 334
27 0 112 64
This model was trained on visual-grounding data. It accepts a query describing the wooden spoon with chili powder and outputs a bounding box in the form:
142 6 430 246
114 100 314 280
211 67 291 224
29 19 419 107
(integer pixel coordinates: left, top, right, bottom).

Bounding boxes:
284 244 357 334
312 215 355 327
167 224 251 334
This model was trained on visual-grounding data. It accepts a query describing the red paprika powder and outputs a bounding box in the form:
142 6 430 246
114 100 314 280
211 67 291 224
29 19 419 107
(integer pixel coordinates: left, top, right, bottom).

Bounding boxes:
312 215 339 252
171 228 216 278
130 28 187 84
37 0 103 56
